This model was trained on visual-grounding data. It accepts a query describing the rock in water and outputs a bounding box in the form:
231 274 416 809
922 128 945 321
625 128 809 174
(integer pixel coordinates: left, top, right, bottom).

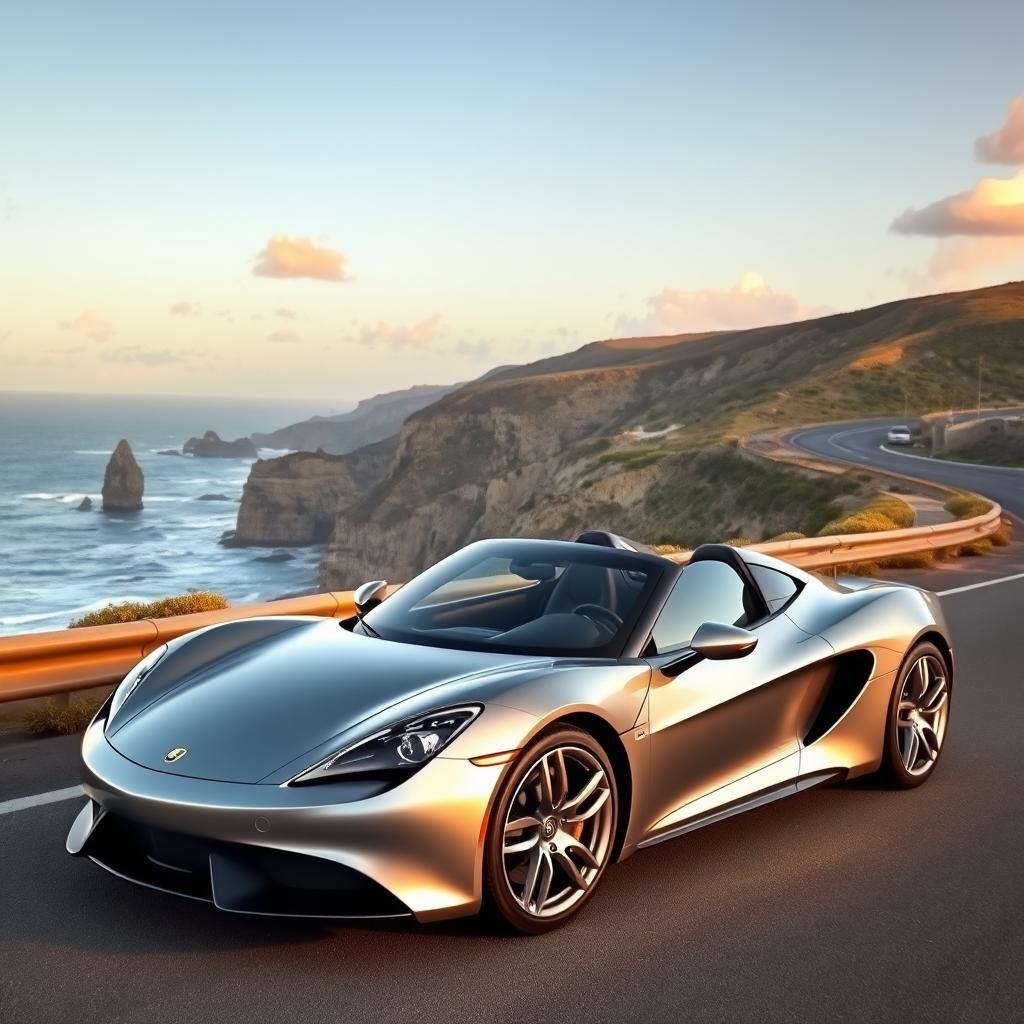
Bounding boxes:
183 430 258 458
102 440 144 512
75 496 93 511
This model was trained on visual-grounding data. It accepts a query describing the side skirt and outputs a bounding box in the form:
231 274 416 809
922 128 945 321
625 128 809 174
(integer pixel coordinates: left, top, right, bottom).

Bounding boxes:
636 769 843 850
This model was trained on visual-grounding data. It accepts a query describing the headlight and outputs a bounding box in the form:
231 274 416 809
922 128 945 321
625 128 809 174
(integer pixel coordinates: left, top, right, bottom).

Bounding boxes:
107 645 167 726
290 705 482 785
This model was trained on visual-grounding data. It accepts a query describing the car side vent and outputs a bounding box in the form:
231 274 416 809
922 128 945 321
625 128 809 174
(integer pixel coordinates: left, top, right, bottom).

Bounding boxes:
803 650 876 746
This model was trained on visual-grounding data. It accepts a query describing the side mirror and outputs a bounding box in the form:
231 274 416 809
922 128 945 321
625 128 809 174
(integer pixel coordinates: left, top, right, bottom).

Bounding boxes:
690 621 758 660
353 579 389 617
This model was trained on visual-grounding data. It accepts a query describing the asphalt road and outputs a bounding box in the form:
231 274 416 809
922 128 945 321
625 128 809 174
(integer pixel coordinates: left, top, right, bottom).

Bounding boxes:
790 416 1024 519
3 452 1024 1023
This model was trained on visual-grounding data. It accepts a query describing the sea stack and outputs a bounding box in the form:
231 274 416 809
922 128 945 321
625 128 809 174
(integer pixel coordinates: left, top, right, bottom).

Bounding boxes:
102 439 144 512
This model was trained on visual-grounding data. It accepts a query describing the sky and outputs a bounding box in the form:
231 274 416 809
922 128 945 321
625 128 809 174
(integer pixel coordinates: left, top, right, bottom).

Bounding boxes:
2 0 1024 403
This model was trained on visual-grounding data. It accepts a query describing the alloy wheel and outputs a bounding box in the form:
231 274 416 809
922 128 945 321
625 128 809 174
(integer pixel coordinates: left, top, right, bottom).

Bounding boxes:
501 745 614 919
896 654 949 776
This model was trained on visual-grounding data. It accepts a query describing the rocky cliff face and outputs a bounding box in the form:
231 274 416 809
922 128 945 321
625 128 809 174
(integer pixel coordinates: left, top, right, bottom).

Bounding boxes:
228 437 396 547
250 383 459 454
102 439 144 511
320 366 655 585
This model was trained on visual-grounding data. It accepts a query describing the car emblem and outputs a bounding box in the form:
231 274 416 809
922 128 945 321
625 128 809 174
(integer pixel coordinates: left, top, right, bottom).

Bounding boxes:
164 747 188 763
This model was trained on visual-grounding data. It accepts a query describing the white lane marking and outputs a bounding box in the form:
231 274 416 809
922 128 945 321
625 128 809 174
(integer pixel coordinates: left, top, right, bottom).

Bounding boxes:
937 572 1024 597
0 785 83 817
878 442 1024 476
822 426 883 459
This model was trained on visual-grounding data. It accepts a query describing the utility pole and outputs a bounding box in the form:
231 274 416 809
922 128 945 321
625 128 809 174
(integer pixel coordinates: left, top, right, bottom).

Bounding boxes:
976 354 983 419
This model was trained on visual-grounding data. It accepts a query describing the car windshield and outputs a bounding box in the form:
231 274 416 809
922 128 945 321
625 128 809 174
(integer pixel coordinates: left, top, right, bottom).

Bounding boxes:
360 539 662 657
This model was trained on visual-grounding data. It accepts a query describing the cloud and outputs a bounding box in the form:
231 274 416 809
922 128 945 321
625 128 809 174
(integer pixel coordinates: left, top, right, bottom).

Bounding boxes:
355 313 442 350
170 301 202 317
60 309 114 342
267 328 302 344
890 170 1024 237
895 237 1024 294
615 273 820 336
253 235 350 282
975 96 1024 164
274 307 298 320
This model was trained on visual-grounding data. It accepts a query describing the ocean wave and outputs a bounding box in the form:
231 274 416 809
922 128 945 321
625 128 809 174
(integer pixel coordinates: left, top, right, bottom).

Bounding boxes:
0 595 149 628
74 449 113 455
22 492 97 503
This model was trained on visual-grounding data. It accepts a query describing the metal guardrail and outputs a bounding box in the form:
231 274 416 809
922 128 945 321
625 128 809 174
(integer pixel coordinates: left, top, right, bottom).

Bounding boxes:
0 593 357 703
0 505 1002 703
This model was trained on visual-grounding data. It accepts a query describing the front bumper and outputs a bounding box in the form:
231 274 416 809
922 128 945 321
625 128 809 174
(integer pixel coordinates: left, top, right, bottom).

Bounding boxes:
69 717 505 922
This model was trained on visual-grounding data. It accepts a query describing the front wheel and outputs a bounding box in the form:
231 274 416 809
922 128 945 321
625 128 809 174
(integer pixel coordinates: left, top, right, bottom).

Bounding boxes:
876 641 951 788
483 727 617 934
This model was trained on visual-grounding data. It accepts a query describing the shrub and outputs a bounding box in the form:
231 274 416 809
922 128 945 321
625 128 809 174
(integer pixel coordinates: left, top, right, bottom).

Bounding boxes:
765 531 807 542
818 509 900 536
70 591 229 628
990 525 1012 546
652 543 686 554
944 494 993 520
833 561 880 577
958 538 993 557
877 552 937 570
817 492 914 537
723 537 753 547
870 494 916 528
23 696 105 736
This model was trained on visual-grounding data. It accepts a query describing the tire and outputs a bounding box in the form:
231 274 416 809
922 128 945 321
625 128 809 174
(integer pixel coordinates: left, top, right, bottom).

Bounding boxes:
875 641 951 788
483 726 618 934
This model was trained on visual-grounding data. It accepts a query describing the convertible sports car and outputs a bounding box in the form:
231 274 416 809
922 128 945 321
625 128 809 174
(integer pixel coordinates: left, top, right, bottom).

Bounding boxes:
68 532 953 933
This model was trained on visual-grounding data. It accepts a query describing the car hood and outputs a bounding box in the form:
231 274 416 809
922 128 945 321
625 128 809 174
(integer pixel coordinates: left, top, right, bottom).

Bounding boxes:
106 617 547 784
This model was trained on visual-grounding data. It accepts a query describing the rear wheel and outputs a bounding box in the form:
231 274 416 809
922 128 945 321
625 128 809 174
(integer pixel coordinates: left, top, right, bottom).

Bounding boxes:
484 727 617 934
876 641 951 788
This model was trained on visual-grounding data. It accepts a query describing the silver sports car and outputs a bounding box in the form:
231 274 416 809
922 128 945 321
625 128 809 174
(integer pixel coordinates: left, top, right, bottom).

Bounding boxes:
68 532 953 933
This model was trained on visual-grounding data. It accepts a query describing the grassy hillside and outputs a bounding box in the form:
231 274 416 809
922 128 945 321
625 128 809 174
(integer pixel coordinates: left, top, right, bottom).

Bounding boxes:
320 282 1024 585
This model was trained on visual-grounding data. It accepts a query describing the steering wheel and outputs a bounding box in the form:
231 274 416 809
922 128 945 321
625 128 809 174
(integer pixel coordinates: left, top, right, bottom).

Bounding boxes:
572 604 623 638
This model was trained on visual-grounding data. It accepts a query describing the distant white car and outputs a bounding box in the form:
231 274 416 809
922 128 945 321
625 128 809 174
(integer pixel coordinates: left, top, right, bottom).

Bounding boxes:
886 426 913 446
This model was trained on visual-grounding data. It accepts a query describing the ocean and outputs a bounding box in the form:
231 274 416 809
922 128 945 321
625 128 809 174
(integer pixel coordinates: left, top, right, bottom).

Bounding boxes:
0 391 349 636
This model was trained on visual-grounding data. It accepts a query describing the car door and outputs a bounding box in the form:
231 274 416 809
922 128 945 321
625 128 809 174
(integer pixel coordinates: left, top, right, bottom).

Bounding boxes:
641 558 833 839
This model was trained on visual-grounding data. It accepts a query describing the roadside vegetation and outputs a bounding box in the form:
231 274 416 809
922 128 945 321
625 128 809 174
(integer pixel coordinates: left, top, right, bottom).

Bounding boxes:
22 696 105 736
69 591 228 628
817 493 915 536
943 494 993 519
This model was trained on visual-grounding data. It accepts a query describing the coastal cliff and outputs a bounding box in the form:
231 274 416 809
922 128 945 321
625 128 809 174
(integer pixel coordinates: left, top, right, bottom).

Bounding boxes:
250 383 458 454
228 437 396 547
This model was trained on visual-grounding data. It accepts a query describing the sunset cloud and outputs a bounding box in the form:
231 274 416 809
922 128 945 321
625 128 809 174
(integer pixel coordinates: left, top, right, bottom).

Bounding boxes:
616 273 818 336
890 171 1024 237
355 313 442 350
252 235 350 282
267 328 302 343
275 307 298 319
169 300 201 317
60 309 114 342
975 96 1024 164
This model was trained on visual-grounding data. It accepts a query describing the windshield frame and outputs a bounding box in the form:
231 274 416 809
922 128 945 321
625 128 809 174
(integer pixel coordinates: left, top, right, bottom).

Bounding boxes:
360 538 669 659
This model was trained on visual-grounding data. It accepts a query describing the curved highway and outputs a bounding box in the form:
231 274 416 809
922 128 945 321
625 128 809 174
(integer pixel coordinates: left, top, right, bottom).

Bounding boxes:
791 416 1024 518
2 429 1024 1023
